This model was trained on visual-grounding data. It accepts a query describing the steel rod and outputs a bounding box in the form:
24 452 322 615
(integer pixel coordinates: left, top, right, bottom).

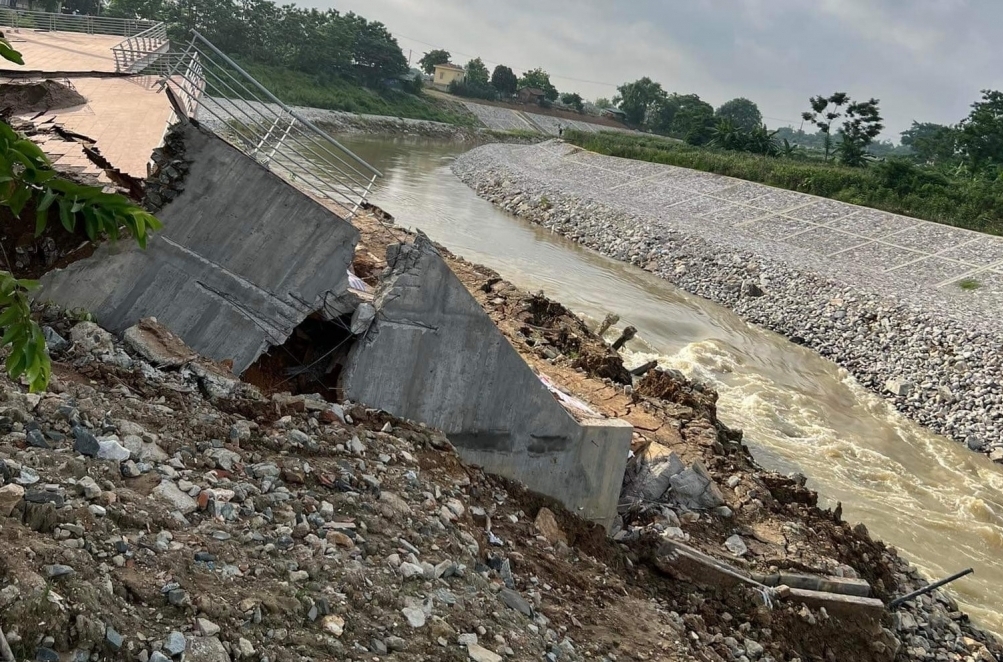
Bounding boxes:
888 568 973 609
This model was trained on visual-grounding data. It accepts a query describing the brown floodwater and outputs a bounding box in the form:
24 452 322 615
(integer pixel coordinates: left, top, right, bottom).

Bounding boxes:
320 135 1003 632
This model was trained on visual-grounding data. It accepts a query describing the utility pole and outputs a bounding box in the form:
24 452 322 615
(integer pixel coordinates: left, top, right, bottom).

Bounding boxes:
408 49 412 66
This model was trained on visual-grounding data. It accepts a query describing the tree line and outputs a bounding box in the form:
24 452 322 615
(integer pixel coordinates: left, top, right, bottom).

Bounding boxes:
107 0 412 89
419 49 592 111
612 75 1003 178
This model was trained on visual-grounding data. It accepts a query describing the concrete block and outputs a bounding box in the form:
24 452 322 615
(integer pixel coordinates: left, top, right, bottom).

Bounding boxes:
786 588 886 619
39 122 359 373
341 234 632 528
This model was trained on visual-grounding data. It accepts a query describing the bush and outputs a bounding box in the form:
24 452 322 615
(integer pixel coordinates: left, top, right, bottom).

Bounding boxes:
447 78 498 101
564 130 1003 235
242 62 476 126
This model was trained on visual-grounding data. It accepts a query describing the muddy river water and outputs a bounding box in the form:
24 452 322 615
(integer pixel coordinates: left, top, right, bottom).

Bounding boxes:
329 135 1003 631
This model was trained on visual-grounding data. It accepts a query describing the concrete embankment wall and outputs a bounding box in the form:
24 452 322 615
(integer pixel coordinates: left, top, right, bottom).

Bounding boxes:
38 123 632 528
341 235 632 528
39 122 359 373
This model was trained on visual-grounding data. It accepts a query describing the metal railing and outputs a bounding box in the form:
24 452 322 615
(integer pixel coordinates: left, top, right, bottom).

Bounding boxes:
0 9 156 36
142 30 380 217
111 21 168 73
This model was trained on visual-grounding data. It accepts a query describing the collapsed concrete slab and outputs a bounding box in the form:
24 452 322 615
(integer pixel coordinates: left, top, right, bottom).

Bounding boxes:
38 121 360 373
340 234 632 528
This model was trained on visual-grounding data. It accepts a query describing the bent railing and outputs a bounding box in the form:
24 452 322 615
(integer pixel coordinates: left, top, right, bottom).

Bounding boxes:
111 21 168 73
141 30 380 217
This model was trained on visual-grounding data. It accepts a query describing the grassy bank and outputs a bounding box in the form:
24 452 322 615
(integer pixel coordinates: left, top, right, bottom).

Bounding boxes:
243 62 477 126
565 130 1003 235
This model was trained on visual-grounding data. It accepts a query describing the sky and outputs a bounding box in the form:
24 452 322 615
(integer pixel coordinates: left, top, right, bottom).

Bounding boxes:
300 0 999 141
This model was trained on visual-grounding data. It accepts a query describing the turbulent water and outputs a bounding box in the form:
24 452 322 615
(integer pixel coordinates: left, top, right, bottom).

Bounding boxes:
325 135 1003 631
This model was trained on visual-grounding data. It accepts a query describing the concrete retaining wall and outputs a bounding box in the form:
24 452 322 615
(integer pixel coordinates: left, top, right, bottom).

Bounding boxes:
341 234 632 528
39 121 359 373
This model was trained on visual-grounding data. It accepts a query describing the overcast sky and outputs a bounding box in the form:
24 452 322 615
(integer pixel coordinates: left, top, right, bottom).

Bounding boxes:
302 0 998 140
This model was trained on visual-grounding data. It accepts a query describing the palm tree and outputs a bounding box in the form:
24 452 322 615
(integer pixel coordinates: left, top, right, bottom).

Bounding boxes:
779 138 800 159
708 118 745 151
746 124 781 156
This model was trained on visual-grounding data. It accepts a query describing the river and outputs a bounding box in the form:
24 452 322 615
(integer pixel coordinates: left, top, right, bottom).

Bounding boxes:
328 135 1003 632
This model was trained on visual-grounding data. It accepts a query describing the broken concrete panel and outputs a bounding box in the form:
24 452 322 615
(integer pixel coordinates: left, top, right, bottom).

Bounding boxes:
341 234 632 528
39 122 360 373
634 451 686 502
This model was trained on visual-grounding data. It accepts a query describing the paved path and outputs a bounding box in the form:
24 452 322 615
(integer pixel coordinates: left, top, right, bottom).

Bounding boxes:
460 99 636 137
0 30 121 73
497 142 1003 319
0 30 172 178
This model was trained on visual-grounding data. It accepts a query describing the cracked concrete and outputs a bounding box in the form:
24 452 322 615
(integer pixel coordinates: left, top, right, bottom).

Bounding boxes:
341 234 632 527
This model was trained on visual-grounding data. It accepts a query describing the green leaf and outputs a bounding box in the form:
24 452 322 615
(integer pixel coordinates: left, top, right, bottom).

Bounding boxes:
0 40 24 66
13 139 49 166
58 198 76 233
37 188 57 212
0 304 21 329
7 183 32 216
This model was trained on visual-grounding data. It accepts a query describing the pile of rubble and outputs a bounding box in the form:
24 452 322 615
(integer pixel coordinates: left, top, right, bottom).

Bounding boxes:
0 211 999 661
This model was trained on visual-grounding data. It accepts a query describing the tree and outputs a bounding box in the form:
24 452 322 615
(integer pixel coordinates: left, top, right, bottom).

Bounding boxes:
464 57 490 85
708 118 746 151
801 92 849 162
801 92 881 164
650 93 714 143
560 92 584 112
746 124 781 156
715 98 762 133
491 64 517 96
900 121 959 165
958 90 1003 173
613 77 666 126
344 13 408 86
0 39 161 392
417 49 450 75
518 68 558 101
836 98 883 166
594 97 613 109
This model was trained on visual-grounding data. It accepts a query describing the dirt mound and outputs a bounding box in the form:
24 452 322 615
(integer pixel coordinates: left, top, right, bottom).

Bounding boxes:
0 80 86 115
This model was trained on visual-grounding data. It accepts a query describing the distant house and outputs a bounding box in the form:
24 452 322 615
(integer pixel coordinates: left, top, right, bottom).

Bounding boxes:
432 63 466 91
602 107 628 122
517 87 545 105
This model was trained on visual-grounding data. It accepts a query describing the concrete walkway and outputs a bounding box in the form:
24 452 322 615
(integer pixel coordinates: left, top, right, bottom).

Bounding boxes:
0 30 122 73
0 30 172 178
507 142 1003 317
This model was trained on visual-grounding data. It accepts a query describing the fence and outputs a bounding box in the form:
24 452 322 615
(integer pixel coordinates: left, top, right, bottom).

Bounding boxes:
0 9 156 36
143 31 380 217
111 21 168 73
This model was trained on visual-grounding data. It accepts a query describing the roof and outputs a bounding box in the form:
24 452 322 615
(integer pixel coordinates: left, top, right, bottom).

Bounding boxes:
603 107 627 116
434 63 465 72
519 87 545 95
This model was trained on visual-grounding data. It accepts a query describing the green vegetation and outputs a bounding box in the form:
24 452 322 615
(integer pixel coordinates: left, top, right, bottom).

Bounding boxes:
801 92 883 165
108 0 466 124
564 130 1003 235
715 98 763 133
0 39 161 392
418 49 450 75
491 65 518 97
518 68 559 101
245 62 474 124
958 278 981 291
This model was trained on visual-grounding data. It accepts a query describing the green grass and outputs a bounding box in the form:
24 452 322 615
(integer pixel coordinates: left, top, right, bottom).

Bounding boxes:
564 130 1003 236
958 277 981 291
242 62 477 126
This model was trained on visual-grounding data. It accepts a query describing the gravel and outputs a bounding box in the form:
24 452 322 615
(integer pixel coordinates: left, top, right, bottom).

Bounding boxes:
452 141 1003 461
